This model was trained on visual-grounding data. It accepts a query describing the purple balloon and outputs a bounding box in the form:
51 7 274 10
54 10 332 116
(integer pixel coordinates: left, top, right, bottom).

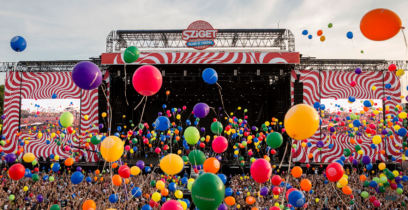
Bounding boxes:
260 186 269 196
362 155 371 165
352 159 358 166
395 176 401 183
218 204 228 210
382 130 388 135
37 194 43 203
136 160 145 169
193 103 210 118
316 141 324 148
76 166 82 172
72 61 102 90
5 153 16 163
1 115 5 120
98 123 104 129
216 155 222 161
355 68 362 75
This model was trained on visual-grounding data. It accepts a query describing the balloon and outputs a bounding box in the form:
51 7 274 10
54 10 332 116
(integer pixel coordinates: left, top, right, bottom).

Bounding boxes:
152 192 161 202
161 200 183 210
325 162 344 182
266 132 283 148
8 194 15 201
302 30 308 35
109 194 118 203
71 171 84 184
212 136 228 153
91 136 101 145
23 153 35 163
132 65 162 96
156 180 165 190
372 135 381 144
65 157 74 166
130 166 141 176
360 8 401 41
52 162 61 172
202 68 218 85
112 174 122 186
184 126 200 145
300 179 312 191
10 36 27 52
210 121 223 135
189 150 206 165
50 204 61 210
288 190 305 207
136 160 145 169
343 148 351 157
60 112 74 128
224 196 236 206
154 116 170 131
5 153 17 163
72 61 102 90
360 191 369 198
217 174 227 184
203 157 220 173
378 162 386 170
8 163 25 180
191 173 225 210
284 104 319 140
100 136 124 162
193 103 210 118
118 165 130 178
246 196 256 205
260 186 269 196
271 175 282 186
160 154 184 175
123 46 140 63
346 31 353 39
250 158 272 183
291 166 303 178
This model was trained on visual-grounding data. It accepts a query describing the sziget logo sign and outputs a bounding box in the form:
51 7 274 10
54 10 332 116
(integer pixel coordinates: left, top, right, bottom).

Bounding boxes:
182 20 217 50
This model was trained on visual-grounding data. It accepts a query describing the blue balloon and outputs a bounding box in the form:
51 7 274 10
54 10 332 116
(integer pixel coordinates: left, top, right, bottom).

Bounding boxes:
144 166 151 173
308 35 313 39
181 177 188 184
346 31 353 39
402 176 408 182
288 190 305 207
70 171 84 184
168 182 177 192
202 68 218 84
141 205 152 210
52 163 60 172
348 96 355 102
183 199 191 208
225 187 233 196
24 168 32 177
363 100 372 107
109 194 118 203
50 154 55 159
369 181 378 188
320 104 326 110
86 177 92 183
217 174 227 184
51 93 57 99
131 187 142 197
10 36 27 52
117 126 122 132
398 128 407 137
302 30 308 35
154 116 170 131
365 163 373 170
385 83 392 89
353 120 360 127
313 102 320 109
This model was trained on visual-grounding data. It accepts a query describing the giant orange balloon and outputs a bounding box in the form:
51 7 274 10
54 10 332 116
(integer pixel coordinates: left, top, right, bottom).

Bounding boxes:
82 200 96 210
360 8 401 41
203 157 220 173
284 104 319 140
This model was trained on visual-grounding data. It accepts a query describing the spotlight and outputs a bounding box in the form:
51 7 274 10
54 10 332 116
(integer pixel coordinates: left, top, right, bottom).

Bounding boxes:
234 69 237 76
256 69 260 76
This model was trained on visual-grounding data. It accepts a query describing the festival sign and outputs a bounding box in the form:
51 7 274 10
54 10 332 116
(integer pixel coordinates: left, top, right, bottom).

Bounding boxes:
182 20 217 50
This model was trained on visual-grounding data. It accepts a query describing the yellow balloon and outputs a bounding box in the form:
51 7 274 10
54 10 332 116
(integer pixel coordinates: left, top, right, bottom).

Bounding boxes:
179 200 187 210
100 136 124 162
55 155 60 161
378 162 386 170
84 115 89 120
156 180 165 190
372 135 382 145
399 112 407 119
160 154 184 175
338 177 348 186
284 104 319 140
23 153 35 163
152 192 161 202
393 170 399 177
102 112 107 118
23 186 28 191
175 190 183 199
396 69 405 77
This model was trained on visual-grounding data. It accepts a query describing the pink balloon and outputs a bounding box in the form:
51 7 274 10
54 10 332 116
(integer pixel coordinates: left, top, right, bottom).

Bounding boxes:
250 158 272 183
132 65 163 96
161 200 183 210
125 145 131 151
373 200 381 207
212 136 228 153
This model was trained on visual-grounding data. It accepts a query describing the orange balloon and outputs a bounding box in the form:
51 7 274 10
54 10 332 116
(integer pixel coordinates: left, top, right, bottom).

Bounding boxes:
82 199 96 210
95 169 100 175
317 30 323 36
360 8 401 41
112 174 122 186
300 179 312 191
284 104 319 140
308 153 313 159
251 208 259 210
64 158 74 166
246 196 256 205
112 162 118 169
224 196 236 206
291 166 303 178
161 188 169 196
342 185 352 195
203 157 220 173
359 175 367 182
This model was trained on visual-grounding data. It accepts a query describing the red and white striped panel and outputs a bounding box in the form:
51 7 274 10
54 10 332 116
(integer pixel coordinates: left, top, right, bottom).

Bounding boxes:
101 52 300 65
3 72 99 162
290 70 401 163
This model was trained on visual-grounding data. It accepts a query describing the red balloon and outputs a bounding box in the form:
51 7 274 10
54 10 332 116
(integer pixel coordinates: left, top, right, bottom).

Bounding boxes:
270 207 280 210
373 200 381 207
161 200 183 210
325 162 344 182
118 165 130 178
8 163 25 180
212 136 228 153
272 186 281 195
250 158 272 183
132 65 163 96
271 175 282 186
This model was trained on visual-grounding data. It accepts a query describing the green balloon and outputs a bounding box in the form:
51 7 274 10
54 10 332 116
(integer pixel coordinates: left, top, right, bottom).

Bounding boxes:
184 126 200 145
363 181 369 187
397 188 403 194
32 159 38 166
379 176 388 184
132 138 138 144
343 148 351 157
192 173 225 210
360 191 369 198
91 135 101 145
49 176 55 182
210 121 223 135
188 150 206 166
328 23 333 28
354 145 361 151
123 46 140 63
150 180 156 187
182 156 189 162
379 186 385 193
266 132 283 149
50 204 61 210
8 194 15 201
32 174 39 182
59 112 74 128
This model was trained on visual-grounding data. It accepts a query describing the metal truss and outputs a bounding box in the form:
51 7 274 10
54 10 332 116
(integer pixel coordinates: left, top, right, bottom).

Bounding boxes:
0 59 101 72
106 29 296 52
297 57 408 71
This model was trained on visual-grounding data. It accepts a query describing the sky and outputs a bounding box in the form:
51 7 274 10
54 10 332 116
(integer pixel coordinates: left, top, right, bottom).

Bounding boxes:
0 0 408 84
